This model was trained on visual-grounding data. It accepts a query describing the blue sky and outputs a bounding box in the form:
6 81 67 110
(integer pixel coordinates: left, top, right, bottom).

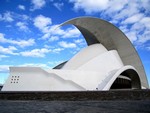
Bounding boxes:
0 0 150 85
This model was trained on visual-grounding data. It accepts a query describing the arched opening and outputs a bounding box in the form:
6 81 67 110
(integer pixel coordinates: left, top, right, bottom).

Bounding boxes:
110 69 141 90
110 75 132 89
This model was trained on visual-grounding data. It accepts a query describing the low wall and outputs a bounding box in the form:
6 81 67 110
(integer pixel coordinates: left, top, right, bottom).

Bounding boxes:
0 89 150 101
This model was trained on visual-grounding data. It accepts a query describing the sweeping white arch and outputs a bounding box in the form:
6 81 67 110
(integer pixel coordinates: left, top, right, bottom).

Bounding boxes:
59 17 149 89
102 65 141 90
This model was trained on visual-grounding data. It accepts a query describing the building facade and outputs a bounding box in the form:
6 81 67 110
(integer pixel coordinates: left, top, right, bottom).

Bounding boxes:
2 17 149 91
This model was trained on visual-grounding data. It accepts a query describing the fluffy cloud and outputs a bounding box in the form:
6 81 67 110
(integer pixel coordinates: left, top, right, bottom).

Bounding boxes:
52 48 64 53
0 46 18 55
69 0 109 13
18 5 25 10
49 36 59 42
0 33 35 48
33 15 81 41
58 41 77 48
61 27 81 38
11 39 35 48
16 22 29 31
74 39 86 46
45 26 81 39
42 25 81 40
34 15 52 32
123 14 144 24
20 48 51 57
30 0 46 11
0 12 14 22
0 11 30 25
140 17 150 28
126 32 137 43
74 39 84 44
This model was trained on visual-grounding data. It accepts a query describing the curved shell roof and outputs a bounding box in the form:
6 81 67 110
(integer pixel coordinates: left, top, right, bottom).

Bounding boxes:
60 17 149 88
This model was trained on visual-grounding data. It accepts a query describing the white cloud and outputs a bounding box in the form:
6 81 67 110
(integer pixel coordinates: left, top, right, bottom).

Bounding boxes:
74 39 84 43
30 0 46 11
0 55 8 58
50 25 65 35
137 30 150 44
41 33 50 39
74 39 86 46
141 0 150 15
140 17 150 29
49 36 59 42
34 15 52 32
58 41 77 48
42 45 64 53
53 2 64 11
52 48 64 53
0 33 35 48
0 12 14 22
106 0 141 20
21 14 29 20
33 15 81 41
3 12 14 22
16 22 29 31
105 0 128 14
61 27 81 38
20 48 51 57
0 33 7 42
41 25 81 40
0 12 30 24
0 46 18 55
126 32 137 43
123 13 144 24
11 39 35 48
18 5 25 10
33 16 81 40
119 25 129 33
69 0 109 14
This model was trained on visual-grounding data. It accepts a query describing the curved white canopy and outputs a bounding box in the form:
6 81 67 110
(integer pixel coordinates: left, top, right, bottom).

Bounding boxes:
60 17 149 88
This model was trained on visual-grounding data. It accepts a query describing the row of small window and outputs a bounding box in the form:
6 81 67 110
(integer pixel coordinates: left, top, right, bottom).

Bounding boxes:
12 76 19 78
11 82 19 83
11 79 19 81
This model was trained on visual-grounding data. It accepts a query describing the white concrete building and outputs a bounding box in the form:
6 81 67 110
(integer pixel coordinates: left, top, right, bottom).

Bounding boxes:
1 17 149 91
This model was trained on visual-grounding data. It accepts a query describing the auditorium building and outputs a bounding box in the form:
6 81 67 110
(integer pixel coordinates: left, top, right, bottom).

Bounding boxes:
1 17 149 91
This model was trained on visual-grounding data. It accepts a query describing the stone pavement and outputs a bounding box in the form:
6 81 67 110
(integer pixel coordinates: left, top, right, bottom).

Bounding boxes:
0 90 150 113
0 100 150 113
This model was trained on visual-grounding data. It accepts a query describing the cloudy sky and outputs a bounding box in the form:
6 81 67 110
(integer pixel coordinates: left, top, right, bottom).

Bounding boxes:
0 0 150 85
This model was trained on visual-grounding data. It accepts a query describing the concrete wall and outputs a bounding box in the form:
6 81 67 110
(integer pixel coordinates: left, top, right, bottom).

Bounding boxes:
2 44 128 91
